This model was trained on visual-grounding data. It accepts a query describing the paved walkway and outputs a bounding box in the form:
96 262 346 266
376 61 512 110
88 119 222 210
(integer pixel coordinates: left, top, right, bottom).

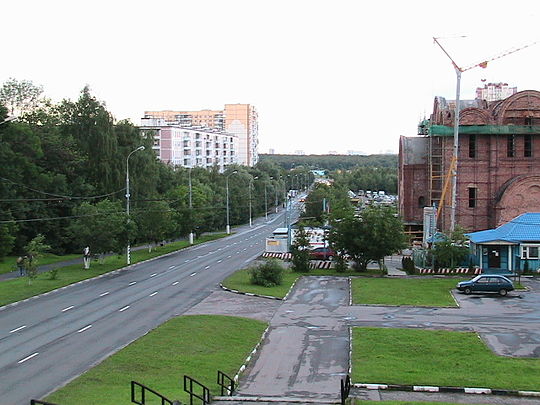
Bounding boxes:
197 272 540 404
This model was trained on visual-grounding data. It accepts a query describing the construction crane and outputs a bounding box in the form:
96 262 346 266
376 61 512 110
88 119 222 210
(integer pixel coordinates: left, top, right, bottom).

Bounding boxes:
432 37 537 230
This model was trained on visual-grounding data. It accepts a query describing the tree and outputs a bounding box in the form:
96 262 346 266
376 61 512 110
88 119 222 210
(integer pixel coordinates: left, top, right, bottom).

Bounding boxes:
0 221 17 259
290 225 311 272
69 200 127 261
330 206 406 272
135 200 175 251
23 234 50 285
0 78 44 116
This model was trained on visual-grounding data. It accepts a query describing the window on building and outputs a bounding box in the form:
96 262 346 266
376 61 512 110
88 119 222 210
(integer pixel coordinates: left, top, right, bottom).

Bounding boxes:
521 245 540 259
468 187 477 208
525 117 533 126
468 134 476 158
507 134 515 157
524 134 533 157
418 196 426 207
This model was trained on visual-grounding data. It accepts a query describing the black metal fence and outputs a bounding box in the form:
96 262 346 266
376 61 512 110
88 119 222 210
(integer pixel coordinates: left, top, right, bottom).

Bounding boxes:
340 374 351 405
131 380 175 405
30 401 59 405
183 375 210 405
217 370 235 396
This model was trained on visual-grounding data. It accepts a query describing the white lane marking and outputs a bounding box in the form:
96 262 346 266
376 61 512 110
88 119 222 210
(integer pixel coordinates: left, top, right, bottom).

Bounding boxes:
217 259 222 263
172 281 179 285
204 265 210 269
190 273 196 277
61 305 74 312
18 352 39 364
168 265 175 269
243 248 247 251
77 325 92 333
150 273 157 277
129 281 137 286
227 255 232 258
119 305 130 312
185 259 190 262
9 325 27 334
149 291 158 297
100 291 110 297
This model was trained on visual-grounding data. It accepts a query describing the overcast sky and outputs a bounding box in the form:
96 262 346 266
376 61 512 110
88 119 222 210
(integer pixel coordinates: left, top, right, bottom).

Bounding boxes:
2 0 539 155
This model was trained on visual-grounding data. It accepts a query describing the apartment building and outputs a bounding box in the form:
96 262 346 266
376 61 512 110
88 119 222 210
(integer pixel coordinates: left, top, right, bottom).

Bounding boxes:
144 103 258 166
140 118 238 171
399 89 540 237
475 82 517 102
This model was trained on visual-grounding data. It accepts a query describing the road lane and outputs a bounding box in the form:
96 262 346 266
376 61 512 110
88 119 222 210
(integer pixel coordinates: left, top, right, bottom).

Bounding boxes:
0 204 301 404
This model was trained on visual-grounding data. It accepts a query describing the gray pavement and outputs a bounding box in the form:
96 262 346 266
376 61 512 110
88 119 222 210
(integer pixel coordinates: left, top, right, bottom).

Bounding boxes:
204 274 540 404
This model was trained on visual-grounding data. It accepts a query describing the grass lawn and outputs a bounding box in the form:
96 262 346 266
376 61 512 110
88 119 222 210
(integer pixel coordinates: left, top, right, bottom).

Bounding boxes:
352 327 540 391
46 315 267 405
0 253 80 275
0 234 225 307
222 265 381 299
351 277 461 307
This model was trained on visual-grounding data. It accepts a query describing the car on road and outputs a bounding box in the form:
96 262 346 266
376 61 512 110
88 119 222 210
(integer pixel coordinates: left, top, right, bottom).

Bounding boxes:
456 274 514 296
309 247 335 260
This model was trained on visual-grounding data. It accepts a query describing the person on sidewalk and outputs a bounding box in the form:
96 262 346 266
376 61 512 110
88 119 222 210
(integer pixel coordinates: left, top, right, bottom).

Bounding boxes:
16 256 25 276
83 246 91 270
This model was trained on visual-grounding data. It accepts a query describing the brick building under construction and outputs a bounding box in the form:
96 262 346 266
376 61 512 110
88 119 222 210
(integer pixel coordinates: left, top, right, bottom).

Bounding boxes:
399 89 540 240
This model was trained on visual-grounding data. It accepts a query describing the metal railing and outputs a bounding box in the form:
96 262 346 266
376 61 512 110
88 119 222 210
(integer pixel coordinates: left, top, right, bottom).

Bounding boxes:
131 380 175 405
183 375 210 405
340 375 351 405
217 370 235 396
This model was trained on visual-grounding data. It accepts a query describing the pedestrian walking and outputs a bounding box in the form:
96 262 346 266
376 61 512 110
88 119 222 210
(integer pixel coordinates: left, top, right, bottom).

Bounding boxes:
16 256 25 276
83 246 91 269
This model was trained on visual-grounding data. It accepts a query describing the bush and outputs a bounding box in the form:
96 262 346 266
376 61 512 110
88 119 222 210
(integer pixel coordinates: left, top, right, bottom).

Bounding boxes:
249 259 284 287
334 255 349 273
401 256 416 274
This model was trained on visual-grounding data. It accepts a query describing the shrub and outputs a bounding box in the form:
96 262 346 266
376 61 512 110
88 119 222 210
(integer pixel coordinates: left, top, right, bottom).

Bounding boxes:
334 254 349 273
249 259 284 287
401 256 416 274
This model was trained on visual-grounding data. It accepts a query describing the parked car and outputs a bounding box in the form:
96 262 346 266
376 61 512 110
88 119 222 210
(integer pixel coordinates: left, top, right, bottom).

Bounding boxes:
309 247 335 260
456 275 514 296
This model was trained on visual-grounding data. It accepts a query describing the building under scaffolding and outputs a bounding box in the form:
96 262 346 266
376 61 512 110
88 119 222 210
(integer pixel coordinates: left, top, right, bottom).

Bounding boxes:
399 90 540 242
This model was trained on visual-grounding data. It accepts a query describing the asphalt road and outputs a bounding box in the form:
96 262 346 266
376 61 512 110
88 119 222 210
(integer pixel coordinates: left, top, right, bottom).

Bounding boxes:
0 204 300 405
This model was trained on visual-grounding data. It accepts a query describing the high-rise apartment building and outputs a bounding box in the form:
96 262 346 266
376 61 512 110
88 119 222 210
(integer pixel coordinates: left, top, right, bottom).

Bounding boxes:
144 103 258 166
140 118 238 172
476 82 517 102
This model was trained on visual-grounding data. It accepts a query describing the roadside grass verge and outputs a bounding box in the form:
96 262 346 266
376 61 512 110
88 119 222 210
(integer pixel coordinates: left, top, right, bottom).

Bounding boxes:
46 315 267 405
352 327 540 391
222 265 381 299
0 253 80 275
351 277 461 307
0 234 226 307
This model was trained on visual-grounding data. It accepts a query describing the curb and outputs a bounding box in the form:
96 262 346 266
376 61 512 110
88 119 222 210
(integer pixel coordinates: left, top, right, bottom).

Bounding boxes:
219 284 283 301
353 383 540 398
233 325 271 385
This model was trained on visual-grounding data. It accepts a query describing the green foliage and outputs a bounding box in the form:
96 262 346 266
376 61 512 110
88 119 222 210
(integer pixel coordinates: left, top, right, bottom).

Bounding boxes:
135 199 176 249
0 77 44 116
401 256 416 274
431 233 468 269
23 234 50 284
69 200 127 256
48 268 59 280
331 166 397 194
259 153 397 172
302 182 352 224
249 259 285 287
333 254 349 273
330 206 406 271
290 225 311 272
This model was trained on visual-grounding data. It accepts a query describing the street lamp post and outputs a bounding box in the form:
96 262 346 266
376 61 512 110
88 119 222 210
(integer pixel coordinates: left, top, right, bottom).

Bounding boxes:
264 182 268 221
226 170 238 234
126 145 145 265
249 176 258 227
188 167 194 244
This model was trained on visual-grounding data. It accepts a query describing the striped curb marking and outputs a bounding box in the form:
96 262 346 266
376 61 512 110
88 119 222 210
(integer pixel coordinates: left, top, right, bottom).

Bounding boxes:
353 383 540 398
